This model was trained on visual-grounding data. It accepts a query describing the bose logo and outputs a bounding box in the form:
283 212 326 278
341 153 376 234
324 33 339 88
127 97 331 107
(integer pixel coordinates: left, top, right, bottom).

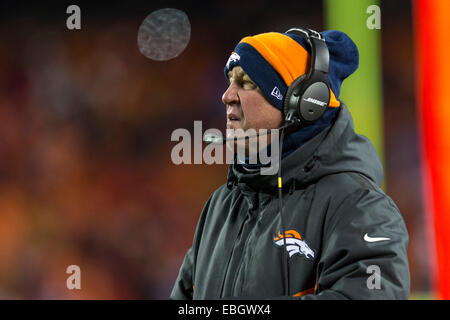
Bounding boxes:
303 97 327 107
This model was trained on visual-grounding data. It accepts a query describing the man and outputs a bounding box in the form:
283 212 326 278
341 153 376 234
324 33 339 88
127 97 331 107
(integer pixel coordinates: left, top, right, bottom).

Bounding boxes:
170 28 410 299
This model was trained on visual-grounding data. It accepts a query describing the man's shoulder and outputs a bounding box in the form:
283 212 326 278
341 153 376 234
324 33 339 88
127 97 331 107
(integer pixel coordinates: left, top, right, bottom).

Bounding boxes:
207 182 238 205
315 172 403 222
316 171 381 196
210 182 232 195
313 171 398 212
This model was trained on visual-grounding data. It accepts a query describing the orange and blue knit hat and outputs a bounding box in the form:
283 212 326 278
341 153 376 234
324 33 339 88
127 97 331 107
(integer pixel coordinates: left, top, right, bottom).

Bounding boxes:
224 30 359 112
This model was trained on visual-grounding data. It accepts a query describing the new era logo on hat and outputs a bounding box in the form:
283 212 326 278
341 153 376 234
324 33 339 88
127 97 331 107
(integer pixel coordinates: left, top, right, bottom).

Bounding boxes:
271 86 283 100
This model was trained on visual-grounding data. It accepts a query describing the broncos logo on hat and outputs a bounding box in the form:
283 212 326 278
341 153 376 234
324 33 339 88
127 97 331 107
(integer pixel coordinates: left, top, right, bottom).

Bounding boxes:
273 230 315 259
226 52 240 69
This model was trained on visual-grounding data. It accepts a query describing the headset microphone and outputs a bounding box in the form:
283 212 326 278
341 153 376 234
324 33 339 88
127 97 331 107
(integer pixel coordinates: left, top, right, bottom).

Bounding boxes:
203 120 300 144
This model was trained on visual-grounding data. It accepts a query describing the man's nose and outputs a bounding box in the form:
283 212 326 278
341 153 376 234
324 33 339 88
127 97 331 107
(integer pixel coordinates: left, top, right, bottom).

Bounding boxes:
222 82 239 106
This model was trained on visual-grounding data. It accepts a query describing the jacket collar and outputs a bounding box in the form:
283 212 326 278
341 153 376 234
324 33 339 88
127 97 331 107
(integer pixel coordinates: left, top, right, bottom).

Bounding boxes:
227 103 383 193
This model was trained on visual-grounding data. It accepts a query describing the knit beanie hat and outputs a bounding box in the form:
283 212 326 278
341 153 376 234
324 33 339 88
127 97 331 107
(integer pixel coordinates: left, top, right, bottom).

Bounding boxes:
224 30 359 112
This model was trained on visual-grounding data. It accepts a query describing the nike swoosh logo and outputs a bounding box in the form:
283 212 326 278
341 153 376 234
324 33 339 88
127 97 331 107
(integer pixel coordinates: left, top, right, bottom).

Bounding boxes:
364 233 391 242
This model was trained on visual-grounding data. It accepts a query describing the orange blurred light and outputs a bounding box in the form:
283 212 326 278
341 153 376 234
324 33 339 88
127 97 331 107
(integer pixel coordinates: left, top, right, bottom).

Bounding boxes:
414 0 450 300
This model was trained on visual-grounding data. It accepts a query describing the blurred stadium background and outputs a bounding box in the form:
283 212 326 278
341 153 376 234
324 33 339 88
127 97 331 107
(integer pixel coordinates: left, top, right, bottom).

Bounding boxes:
0 0 446 299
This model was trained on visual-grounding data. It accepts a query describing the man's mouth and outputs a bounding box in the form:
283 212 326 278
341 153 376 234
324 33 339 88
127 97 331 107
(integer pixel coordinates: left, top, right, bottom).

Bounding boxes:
227 113 242 128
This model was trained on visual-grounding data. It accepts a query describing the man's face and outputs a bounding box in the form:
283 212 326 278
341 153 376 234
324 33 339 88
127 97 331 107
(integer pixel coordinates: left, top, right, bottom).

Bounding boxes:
222 66 283 154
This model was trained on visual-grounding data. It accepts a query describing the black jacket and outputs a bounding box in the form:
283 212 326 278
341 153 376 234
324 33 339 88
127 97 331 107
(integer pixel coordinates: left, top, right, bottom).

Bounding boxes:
170 104 410 299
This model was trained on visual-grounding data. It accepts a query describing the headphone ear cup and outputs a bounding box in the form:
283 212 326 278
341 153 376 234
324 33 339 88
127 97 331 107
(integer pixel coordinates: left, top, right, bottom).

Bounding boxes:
298 81 330 123
283 74 307 121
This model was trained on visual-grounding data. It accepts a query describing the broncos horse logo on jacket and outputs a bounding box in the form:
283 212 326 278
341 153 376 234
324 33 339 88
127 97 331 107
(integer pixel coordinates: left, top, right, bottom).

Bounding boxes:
274 230 315 259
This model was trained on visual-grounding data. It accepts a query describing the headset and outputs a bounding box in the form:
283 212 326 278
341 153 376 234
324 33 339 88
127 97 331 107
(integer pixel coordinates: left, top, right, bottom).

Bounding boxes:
283 28 331 127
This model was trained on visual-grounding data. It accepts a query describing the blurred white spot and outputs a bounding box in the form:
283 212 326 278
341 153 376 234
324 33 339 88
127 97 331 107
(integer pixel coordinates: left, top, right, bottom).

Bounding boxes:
137 8 191 61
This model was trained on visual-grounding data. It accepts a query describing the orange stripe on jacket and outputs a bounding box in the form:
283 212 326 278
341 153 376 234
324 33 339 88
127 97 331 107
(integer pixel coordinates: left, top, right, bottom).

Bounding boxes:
293 280 318 297
293 287 315 297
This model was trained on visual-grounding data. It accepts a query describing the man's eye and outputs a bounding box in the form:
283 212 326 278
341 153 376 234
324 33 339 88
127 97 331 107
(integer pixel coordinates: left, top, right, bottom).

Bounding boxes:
242 80 257 89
